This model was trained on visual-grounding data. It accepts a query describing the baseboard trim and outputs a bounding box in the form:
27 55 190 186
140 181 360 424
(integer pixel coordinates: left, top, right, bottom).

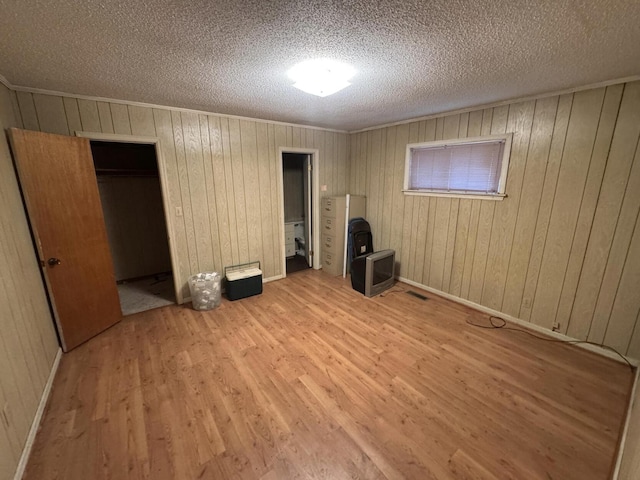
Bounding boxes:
396 276 639 367
13 347 62 480
263 274 284 284
613 367 640 479
395 276 639 479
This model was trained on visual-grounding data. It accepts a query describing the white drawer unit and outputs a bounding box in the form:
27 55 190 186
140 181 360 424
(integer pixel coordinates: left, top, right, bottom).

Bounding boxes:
320 195 366 276
285 223 295 258
285 243 295 257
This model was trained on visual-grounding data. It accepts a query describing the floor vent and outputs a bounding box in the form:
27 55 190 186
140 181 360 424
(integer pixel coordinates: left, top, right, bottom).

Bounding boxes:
406 291 428 301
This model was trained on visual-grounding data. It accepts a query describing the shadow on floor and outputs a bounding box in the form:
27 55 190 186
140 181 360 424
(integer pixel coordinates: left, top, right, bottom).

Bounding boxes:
286 255 311 274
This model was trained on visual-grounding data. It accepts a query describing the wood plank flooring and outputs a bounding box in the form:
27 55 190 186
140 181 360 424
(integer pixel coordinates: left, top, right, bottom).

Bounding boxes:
24 270 634 480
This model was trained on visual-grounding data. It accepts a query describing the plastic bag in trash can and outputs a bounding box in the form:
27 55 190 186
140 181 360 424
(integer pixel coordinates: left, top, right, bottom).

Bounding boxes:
188 272 221 311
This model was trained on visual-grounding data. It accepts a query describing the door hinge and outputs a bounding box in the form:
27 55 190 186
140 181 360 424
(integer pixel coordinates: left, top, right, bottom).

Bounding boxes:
308 163 312 171
309 250 314 256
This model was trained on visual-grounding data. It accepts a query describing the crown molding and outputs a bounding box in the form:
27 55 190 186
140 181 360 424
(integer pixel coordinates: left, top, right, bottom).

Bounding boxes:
3 72 639 134
350 75 640 134
3 77 348 134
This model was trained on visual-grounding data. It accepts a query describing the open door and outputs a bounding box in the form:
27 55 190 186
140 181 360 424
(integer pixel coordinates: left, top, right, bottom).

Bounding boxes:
303 154 312 267
9 128 122 351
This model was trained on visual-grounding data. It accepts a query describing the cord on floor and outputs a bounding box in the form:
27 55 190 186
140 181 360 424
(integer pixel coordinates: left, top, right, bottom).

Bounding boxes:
378 286 407 297
466 315 635 372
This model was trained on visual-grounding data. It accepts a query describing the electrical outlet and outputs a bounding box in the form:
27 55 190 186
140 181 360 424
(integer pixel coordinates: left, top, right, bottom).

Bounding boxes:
552 321 560 331
321 184 327 192
522 297 531 309
175 206 183 217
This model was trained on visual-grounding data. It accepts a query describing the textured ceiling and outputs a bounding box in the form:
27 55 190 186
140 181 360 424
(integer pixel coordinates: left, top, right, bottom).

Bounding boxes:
1 0 639 131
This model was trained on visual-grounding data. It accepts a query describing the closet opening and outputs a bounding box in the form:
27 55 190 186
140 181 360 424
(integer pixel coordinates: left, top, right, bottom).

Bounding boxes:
282 152 313 275
91 140 176 315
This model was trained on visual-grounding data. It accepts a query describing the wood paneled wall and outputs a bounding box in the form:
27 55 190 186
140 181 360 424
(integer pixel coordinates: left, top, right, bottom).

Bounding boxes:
97 176 172 281
14 92 350 300
0 85 59 479
349 81 640 358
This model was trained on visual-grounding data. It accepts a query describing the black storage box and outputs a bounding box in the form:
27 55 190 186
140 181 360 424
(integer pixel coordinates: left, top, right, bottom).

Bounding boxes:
225 261 263 301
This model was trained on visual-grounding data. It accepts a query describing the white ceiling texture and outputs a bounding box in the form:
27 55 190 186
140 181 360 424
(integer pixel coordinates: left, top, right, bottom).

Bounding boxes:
0 0 639 131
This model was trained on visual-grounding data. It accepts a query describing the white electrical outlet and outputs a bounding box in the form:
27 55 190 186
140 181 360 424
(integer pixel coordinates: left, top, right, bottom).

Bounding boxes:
522 297 532 309
552 322 560 331
175 206 183 217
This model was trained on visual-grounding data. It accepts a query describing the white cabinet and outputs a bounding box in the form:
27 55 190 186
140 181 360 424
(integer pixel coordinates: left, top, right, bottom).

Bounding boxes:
285 222 295 257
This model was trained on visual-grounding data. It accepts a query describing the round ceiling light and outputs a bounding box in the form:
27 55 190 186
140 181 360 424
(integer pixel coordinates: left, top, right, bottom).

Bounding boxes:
287 59 356 97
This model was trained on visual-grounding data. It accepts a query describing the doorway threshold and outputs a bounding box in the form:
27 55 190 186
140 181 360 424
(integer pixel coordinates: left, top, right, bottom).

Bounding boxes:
286 255 311 274
117 273 175 315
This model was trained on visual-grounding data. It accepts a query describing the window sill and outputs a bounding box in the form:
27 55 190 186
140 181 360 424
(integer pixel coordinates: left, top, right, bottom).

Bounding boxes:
402 190 507 201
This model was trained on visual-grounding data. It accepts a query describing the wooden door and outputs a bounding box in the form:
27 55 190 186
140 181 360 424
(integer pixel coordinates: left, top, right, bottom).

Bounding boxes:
9 128 122 351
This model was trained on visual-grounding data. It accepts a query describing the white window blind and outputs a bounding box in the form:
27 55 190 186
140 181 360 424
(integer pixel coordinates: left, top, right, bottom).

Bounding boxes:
404 134 512 199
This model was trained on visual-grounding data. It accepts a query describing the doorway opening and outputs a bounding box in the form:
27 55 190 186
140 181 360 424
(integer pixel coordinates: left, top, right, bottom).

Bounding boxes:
282 152 313 275
90 140 175 315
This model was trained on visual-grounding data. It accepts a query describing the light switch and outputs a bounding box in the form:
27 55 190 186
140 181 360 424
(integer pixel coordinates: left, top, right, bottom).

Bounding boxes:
175 206 183 217
321 184 327 191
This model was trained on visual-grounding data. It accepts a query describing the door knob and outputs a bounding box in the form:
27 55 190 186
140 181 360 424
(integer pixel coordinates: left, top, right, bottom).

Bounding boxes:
47 258 61 266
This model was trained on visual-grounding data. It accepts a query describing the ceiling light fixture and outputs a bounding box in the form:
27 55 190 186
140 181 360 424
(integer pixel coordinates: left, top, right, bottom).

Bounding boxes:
287 59 356 97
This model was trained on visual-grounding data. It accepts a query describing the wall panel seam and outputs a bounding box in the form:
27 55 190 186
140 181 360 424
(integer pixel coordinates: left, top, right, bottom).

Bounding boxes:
528 94 574 316
498 102 536 312
585 129 640 341
556 92 607 334
563 86 625 334
601 142 640 350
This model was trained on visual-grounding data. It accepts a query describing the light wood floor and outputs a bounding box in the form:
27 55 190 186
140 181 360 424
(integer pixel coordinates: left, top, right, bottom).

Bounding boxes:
24 270 634 480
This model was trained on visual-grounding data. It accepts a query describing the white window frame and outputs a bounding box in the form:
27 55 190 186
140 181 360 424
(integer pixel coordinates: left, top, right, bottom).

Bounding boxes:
403 133 513 201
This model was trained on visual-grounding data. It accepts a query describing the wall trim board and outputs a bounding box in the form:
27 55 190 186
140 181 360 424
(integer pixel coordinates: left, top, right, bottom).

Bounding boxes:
263 274 284 283
0 72 11 89
75 131 183 305
396 276 640 367
76 131 162 144
0 76 347 134
351 75 640 134
614 367 640 479
13 348 62 480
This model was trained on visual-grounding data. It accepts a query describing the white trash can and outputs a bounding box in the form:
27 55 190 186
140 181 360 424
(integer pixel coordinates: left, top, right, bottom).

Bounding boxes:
188 272 221 311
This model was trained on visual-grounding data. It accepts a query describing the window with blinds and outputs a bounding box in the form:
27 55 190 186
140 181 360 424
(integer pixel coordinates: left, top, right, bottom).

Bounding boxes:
403 134 512 199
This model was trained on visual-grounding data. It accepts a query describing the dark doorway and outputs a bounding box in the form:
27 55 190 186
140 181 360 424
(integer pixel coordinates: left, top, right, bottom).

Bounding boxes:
91 141 175 315
282 152 312 275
